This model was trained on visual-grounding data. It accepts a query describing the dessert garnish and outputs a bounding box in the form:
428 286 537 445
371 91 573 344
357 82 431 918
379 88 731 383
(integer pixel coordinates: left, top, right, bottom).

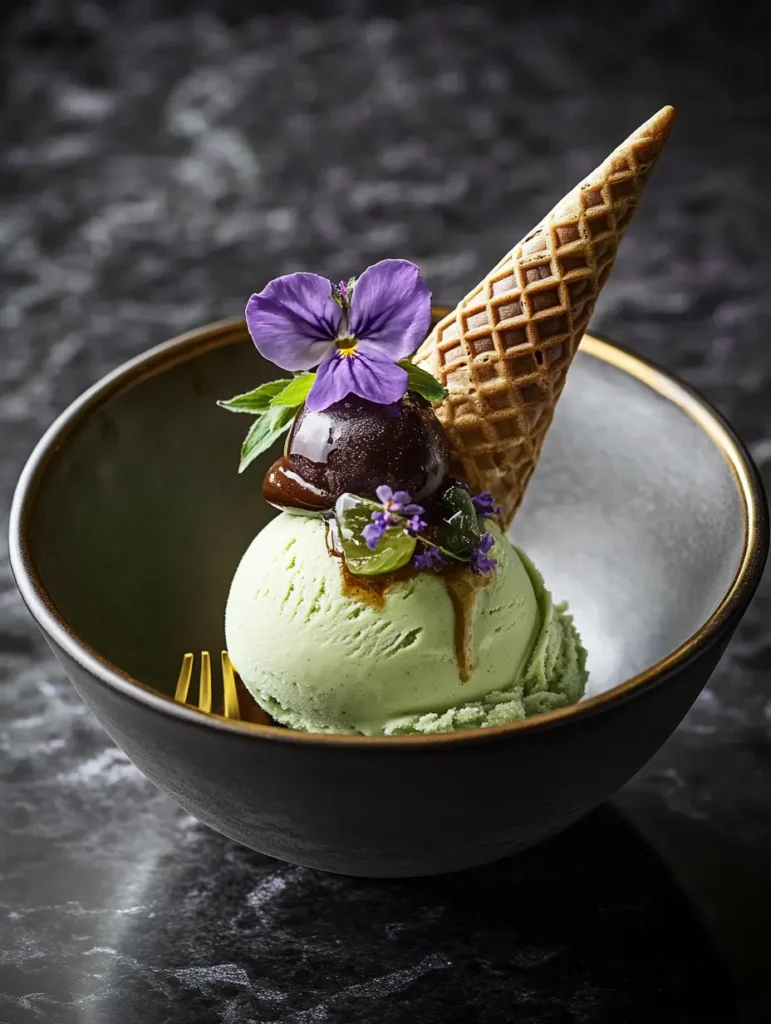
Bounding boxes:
218 260 447 474
332 483 500 577
220 108 674 734
220 259 491 580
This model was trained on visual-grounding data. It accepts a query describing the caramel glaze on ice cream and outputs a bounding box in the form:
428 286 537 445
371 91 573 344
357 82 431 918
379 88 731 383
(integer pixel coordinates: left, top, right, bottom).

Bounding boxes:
263 391 491 683
325 520 490 683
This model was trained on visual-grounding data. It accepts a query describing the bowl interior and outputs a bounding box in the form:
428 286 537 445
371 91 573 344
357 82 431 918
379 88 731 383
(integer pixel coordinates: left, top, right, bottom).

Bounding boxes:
24 328 746 706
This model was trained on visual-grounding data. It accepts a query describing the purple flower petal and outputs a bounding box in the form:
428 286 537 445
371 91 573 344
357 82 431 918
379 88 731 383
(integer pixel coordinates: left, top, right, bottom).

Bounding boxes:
306 349 409 411
348 260 431 359
405 514 427 537
472 555 498 575
471 492 502 516
372 510 399 529
362 521 386 550
471 532 498 575
414 547 446 571
245 273 341 372
376 485 394 505
391 490 413 509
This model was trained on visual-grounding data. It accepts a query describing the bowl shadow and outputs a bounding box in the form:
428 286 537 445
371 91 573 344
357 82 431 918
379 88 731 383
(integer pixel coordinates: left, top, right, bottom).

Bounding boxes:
54 806 735 1024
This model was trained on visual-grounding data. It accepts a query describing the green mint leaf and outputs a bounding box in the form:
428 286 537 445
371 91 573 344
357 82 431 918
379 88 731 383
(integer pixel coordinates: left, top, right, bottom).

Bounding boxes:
347 533 416 577
436 485 480 560
270 372 316 407
238 405 297 473
218 379 292 414
398 360 449 402
334 493 416 576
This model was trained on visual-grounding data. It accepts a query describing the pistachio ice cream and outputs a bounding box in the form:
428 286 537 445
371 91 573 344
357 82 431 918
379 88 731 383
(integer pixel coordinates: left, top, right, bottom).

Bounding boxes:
226 514 586 735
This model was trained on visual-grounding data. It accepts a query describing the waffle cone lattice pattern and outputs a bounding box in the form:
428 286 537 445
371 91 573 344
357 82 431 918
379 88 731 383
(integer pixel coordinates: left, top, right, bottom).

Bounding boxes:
415 106 675 526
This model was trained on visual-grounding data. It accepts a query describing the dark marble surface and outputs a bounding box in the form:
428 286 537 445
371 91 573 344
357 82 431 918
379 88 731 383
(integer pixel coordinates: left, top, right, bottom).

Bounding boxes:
1 1 770 1021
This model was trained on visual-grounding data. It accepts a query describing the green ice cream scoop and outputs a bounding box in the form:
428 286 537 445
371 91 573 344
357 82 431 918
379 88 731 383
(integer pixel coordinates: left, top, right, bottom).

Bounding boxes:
225 513 587 736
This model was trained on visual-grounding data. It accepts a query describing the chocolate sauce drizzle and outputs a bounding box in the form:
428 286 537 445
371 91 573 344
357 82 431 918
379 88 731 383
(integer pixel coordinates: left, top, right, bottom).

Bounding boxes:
326 522 489 682
263 393 450 515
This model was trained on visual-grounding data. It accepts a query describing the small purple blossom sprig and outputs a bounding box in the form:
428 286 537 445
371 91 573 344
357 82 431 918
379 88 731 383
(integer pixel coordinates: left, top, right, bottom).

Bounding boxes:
471 532 498 575
361 484 499 576
362 486 427 550
471 492 502 516
361 485 447 572
458 482 502 517
414 547 447 572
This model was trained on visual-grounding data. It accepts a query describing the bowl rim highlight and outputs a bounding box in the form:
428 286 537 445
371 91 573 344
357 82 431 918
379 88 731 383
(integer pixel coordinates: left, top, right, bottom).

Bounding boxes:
9 312 769 748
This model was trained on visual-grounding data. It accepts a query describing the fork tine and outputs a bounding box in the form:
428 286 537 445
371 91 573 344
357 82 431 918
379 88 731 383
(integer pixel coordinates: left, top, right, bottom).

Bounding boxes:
198 651 212 713
174 650 245 721
175 653 194 703
221 651 240 720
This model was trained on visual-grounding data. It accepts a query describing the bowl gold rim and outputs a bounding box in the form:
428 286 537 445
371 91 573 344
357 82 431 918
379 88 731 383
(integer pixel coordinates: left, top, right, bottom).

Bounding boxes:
9 313 769 748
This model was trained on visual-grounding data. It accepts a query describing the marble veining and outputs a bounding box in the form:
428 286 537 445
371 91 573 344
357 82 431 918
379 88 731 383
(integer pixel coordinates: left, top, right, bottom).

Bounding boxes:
1 0 769 1021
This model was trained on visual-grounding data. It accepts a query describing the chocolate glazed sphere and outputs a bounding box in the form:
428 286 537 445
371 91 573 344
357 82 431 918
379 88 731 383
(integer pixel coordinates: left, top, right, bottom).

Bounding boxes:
263 393 451 513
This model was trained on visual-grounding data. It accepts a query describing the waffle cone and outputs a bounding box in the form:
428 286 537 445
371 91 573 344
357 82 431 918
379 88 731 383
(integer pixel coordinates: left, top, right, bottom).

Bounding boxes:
414 105 675 527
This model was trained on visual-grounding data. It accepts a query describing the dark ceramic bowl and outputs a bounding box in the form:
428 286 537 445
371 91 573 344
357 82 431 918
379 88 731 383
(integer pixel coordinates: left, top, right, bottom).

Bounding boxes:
9 312 768 877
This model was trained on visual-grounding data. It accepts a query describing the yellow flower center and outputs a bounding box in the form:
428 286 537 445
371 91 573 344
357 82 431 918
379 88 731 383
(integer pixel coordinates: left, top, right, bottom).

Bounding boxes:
336 336 357 358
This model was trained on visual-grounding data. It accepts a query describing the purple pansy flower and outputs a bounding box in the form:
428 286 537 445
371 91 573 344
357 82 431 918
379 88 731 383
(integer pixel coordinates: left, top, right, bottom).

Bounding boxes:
471 532 498 575
245 260 431 412
414 547 446 572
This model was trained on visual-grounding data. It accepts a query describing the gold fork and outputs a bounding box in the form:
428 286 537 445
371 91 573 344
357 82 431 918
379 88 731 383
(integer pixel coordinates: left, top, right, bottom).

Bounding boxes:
174 651 240 718
174 651 272 725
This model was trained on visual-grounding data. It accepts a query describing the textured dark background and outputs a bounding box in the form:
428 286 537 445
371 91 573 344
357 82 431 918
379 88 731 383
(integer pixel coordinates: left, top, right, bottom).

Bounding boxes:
1 1 770 1022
